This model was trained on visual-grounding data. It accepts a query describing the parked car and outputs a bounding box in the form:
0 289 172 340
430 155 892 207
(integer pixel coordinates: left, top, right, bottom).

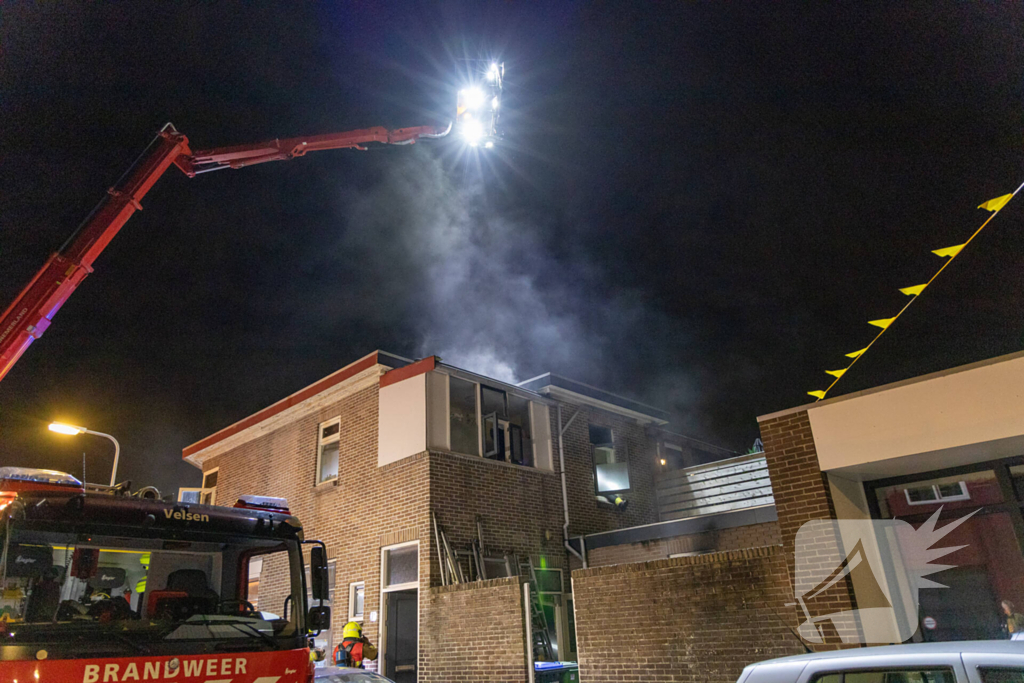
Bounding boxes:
314 666 396 683
738 641 1024 683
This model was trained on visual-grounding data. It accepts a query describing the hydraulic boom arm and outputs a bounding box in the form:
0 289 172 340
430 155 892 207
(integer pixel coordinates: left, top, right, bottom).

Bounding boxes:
0 121 449 383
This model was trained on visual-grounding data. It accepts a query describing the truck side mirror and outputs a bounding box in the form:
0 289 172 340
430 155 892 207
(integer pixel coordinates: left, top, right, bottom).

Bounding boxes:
310 545 329 602
308 605 331 632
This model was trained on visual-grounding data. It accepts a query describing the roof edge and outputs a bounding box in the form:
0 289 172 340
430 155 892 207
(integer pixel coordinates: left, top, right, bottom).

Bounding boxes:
757 349 1024 423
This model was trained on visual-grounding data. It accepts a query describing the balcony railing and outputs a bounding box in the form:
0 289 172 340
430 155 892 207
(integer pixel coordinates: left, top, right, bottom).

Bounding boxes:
656 452 774 521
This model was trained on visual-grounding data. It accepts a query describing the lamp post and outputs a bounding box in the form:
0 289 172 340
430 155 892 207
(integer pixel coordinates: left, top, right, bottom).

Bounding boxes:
48 422 120 486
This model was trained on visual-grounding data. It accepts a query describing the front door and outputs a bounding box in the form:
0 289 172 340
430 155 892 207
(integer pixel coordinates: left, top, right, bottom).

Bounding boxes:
385 589 418 683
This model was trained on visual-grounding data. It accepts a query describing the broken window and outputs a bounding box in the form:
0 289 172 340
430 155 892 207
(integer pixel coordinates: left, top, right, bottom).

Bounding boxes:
316 418 340 484
507 395 533 466
449 377 479 456
447 375 539 468
590 424 629 493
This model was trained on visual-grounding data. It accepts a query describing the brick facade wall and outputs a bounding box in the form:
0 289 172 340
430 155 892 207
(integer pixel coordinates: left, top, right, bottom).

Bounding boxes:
759 411 860 649
587 521 782 567
420 577 526 683
572 546 805 683
427 451 567 580
553 401 660 536
200 382 434 672
191 367 670 679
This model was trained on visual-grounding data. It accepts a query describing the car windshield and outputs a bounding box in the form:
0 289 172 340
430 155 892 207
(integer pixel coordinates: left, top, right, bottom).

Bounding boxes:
0 522 304 647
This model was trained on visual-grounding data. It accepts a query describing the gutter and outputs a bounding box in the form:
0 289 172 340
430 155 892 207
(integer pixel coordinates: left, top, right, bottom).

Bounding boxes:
558 405 587 568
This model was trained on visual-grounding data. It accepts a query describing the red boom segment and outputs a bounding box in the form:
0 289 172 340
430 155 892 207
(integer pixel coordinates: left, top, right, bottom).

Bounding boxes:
0 121 449 383
0 129 190 381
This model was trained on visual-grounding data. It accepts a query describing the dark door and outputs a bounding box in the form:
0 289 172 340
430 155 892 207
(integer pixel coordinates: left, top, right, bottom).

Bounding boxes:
385 590 418 683
919 566 1003 641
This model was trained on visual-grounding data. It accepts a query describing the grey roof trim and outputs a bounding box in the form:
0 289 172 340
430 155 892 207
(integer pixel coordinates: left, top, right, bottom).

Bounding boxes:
517 373 670 423
757 349 1024 423
570 504 778 551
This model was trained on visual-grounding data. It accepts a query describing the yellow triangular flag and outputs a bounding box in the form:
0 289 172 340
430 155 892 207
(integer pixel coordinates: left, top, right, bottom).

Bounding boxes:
869 317 895 329
899 284 926 296
932 244 964 258
845 347 867 359
807 390 826 400
978 193 1013 212
825 369 846 378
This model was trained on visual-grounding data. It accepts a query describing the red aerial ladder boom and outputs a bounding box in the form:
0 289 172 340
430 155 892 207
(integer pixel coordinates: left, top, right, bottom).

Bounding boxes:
0 121 450 383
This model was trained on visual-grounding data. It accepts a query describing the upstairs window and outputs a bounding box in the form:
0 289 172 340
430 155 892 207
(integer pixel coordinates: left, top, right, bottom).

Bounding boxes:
481 385 532 466
448 378 533 466
317 418 340 484
590 425 629 493
450 377 479 456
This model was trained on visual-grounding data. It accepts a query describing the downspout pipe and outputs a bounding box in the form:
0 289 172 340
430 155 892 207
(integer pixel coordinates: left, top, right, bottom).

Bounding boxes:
558 405 587 568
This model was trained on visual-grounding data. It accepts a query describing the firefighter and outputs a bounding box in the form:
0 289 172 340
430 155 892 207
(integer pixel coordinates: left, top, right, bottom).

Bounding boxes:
334 621 377 668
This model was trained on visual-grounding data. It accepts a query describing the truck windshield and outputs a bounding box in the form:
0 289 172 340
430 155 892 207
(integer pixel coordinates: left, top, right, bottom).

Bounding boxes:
0 523 305 648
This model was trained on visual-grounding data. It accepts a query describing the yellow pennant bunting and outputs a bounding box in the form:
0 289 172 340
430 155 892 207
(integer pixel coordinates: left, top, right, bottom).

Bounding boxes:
845 347 867 359
899 284 927 296
869 317 895 329
978 193 1013 212
825 369 846 378
932 244 964 258
807 390 827 400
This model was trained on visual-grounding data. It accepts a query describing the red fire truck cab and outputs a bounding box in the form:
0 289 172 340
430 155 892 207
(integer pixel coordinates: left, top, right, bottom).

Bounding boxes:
0 467 331 683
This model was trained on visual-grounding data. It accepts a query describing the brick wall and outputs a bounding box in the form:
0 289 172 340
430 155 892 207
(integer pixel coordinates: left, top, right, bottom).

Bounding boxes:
200 382 433 671
427 451 567 581
420 577 526 683
587 521 782 567
759 411 860 648
572 546 805 683
190 367 670 679
553 401 660 536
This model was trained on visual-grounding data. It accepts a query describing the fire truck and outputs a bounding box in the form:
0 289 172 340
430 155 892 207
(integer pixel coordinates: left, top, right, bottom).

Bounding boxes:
0 467 331 683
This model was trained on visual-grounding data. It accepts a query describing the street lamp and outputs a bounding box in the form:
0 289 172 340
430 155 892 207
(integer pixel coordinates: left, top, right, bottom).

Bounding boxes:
47 422 120 486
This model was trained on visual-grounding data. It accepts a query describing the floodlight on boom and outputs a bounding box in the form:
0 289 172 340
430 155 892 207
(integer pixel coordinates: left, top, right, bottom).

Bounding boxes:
455 61 504 150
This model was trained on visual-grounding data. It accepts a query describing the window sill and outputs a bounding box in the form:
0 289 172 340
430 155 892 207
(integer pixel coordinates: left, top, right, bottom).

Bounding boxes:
315 478 339 489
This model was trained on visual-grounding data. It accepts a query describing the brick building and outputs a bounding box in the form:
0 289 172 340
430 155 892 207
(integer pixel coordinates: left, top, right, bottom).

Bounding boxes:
181 350 708 682
757 350 1024 648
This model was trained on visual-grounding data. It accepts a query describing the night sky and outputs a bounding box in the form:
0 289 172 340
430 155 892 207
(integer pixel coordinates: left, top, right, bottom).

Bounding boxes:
2 3 1023 495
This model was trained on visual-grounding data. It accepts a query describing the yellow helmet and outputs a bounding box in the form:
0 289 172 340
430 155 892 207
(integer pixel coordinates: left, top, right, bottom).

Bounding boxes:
342 621 363 639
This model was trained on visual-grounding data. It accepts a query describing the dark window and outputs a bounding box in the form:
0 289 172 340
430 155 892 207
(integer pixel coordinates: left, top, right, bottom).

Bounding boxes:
815 670 956 683
980 669 1024 683
449 377 479 456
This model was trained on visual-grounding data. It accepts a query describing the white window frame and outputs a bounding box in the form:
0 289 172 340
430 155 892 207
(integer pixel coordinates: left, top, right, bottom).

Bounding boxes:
316 418 341 485
380 540 419 593
178 466 218 504
348 581 365 622
200 467 219 505
904 481 970 506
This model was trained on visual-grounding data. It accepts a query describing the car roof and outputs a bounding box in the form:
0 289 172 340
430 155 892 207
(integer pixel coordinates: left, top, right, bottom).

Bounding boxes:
752 640 1024 667
314 666 388 679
